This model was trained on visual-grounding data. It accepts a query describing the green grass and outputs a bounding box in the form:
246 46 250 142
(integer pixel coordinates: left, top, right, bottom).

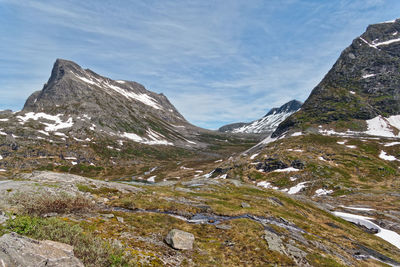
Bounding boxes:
6 216 130 267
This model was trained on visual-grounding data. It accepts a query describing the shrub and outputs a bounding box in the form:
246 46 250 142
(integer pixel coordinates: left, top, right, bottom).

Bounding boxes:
8 191 95 216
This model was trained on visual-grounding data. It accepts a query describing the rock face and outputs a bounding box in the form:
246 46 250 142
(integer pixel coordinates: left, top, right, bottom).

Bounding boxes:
219 100 302 134
165 229 194 250
273 19 400 137
263 230 308 265
0 232 84 267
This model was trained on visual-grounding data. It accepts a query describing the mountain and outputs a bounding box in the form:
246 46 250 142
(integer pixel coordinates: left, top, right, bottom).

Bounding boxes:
21 59 201 147
0 59 258 173
273 19 400 137
2 20 400 267
219 100 302 134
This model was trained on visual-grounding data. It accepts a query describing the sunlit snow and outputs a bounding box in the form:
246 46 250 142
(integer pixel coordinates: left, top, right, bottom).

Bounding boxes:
288 181 308 194
273 167 299 172
315 188 333 196
379 150 397 161
333 211 400 250
17 112 73 132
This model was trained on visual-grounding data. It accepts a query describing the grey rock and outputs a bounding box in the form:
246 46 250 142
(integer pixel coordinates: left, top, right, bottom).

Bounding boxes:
0 210 8 225
216 224 232 230
116 216 124 223
101 213 115 219
263 230 308 265
0 232 84 267
241 202 251 208
263 231 285 253
165 229 195 250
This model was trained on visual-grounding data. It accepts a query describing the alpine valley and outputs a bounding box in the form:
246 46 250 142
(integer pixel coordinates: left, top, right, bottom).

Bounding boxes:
1 19 400 267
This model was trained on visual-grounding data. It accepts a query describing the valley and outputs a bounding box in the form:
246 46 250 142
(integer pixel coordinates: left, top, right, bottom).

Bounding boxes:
1 18 400 267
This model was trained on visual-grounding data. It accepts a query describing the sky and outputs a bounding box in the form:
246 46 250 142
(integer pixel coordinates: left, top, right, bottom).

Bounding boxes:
1 0 399 129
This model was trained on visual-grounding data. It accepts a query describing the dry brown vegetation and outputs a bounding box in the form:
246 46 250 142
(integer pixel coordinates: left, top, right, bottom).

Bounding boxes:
7 191 95 216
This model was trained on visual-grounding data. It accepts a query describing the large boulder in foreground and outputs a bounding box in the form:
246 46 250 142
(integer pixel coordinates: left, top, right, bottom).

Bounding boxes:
0 232 84 267
165 229 195 250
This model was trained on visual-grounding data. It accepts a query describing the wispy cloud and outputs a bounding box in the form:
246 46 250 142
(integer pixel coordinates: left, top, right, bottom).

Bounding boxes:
1 0 400 128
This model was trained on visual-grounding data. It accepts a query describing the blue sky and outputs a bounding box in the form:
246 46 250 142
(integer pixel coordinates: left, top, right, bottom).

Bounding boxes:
0 0 399 129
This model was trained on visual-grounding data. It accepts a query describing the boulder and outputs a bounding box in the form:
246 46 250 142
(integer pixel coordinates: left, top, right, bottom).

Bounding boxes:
165 229 194 250
241 202 251 208
263 231 285 253
0 232 84 267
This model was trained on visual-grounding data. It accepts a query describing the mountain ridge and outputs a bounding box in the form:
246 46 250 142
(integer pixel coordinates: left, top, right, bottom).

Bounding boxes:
272 19 400 137
219 100 302 134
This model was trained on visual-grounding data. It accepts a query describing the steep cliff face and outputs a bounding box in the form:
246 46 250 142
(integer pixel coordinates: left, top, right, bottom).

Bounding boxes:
273 19 400 137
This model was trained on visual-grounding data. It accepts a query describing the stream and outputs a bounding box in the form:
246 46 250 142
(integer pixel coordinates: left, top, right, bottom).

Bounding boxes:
108 206 306 234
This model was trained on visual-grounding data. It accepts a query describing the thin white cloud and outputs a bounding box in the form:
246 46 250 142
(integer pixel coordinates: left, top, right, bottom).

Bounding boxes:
1 0 400 129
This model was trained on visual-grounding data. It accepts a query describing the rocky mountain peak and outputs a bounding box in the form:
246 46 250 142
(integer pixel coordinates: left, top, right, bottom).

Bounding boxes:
272 18 400 137
16 59 204 148
265 100 302 116
219 100 302 134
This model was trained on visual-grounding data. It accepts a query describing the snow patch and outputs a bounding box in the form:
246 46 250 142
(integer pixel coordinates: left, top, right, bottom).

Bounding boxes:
288 182 308 194
257 181 278 190
365 115 400 138
315 188 333 196
359 35 400 49
72 72 162 109
291 132 302 136
362 74 376 79
121 130 173 146
273 167 300 172
379 150 397 161
232 109 299 134
180 166 193 170
342 206 374 211
17 112 73 132
147 176 156 183
384 141 400 147
333 211 400 250
250 153 259 160
54 132 68 138
287 149 303 152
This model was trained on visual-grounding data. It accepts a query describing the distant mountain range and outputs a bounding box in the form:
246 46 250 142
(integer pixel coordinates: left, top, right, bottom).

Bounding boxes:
218 100 302 134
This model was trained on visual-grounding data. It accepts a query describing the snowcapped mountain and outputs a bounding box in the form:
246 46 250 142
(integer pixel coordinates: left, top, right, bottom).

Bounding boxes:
219 100 302 134
273 19 400 138
14 59 204 147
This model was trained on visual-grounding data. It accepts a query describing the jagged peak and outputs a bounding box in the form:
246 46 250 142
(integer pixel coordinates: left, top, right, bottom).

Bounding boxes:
265 100 302 117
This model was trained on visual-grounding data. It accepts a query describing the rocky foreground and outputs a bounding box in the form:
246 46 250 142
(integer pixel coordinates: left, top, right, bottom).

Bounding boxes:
0 171 399 266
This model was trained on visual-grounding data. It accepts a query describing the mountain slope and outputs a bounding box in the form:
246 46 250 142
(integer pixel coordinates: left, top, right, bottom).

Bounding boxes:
219 100 302 134
273 19 400 137
0 59 259 174
20 59 201 147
